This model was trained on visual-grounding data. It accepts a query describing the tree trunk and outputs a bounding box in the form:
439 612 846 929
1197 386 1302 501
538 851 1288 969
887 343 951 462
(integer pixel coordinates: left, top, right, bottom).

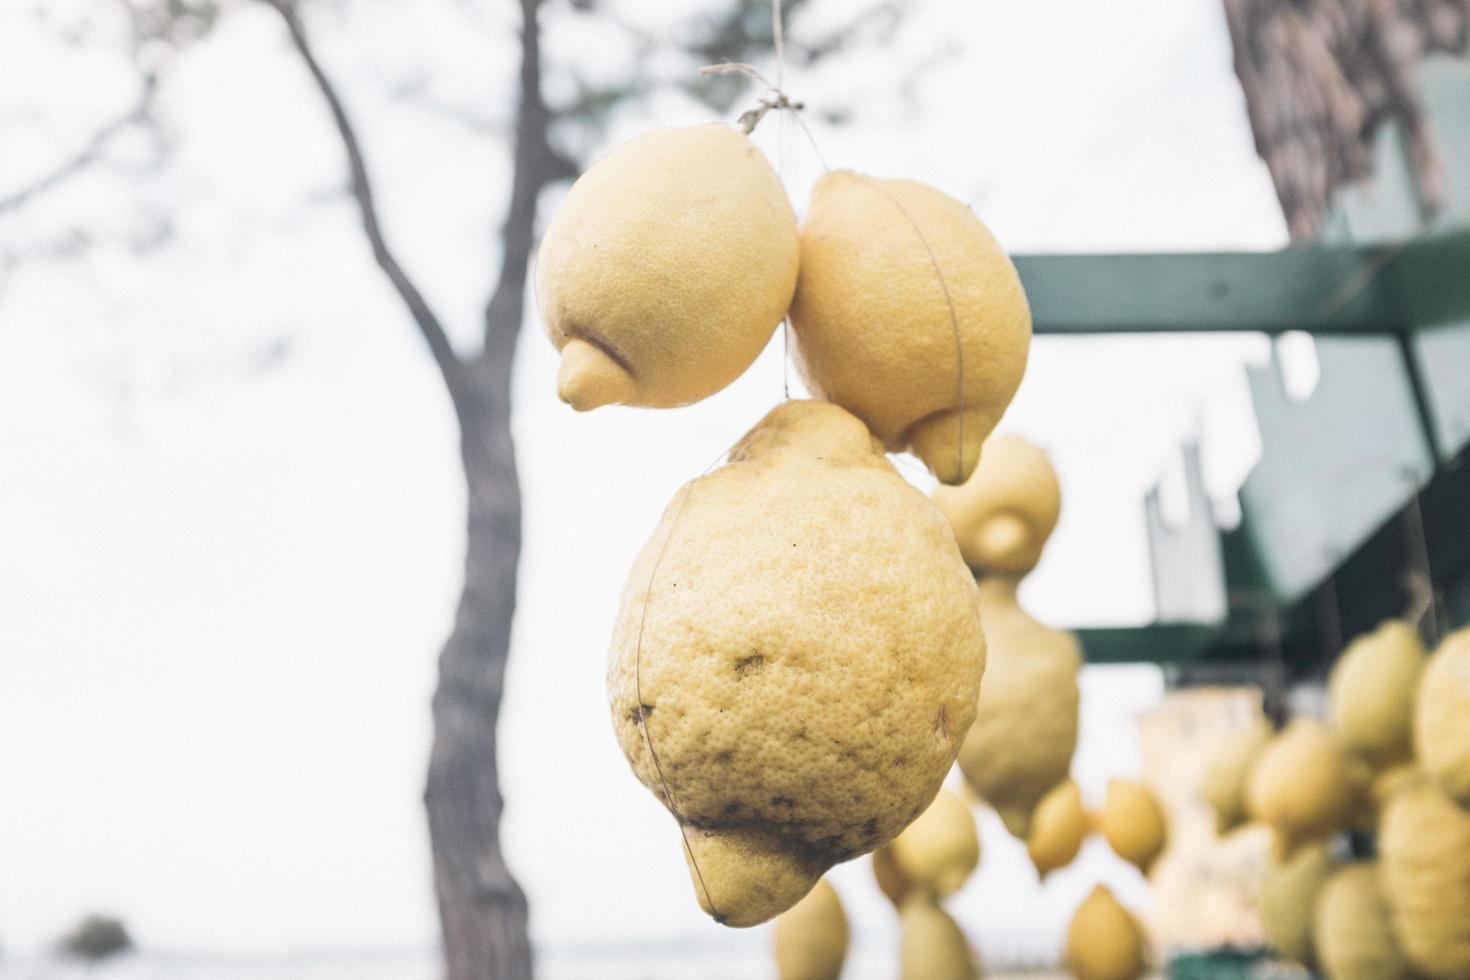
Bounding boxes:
425 362 530 980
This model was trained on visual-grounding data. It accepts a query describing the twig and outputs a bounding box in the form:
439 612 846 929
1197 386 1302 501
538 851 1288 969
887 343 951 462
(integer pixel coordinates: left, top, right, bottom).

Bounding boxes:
0 75 157 216
260 0 470 410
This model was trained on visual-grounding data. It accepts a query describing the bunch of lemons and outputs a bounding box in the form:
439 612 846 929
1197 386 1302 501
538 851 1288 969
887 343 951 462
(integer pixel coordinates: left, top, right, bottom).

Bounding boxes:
1200 622 1470 979
536 121 1031 929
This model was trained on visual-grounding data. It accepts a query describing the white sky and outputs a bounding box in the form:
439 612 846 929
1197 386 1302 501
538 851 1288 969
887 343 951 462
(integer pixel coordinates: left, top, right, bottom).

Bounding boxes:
0 0 1291 966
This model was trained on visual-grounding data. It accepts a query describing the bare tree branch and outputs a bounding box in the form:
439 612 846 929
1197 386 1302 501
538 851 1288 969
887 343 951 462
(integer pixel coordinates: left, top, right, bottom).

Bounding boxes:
260 0 471 410
0 75 157 216
481 0 560 360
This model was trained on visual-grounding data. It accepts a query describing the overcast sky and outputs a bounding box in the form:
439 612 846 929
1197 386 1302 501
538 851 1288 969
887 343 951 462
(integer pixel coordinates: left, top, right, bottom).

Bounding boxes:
1 0 1292 966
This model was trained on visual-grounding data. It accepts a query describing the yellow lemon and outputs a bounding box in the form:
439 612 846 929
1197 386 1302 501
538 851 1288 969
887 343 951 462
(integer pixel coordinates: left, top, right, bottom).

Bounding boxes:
1202 716 1274 836
1026 778 1087 878
1329 620 1425 768
880 787 980 900
1099 779 1168 876
1416 627 1470 807
1315 863 1415 980
608 400 986 926
774 878 848 980
1065 885 1147 980
789 171 1031 484
1260 840 1334 966
957 577 1081 839
933 434 1061 576
1380 777 1470 979
1247 718 1357 855
899 895 979 980
535 124 798 410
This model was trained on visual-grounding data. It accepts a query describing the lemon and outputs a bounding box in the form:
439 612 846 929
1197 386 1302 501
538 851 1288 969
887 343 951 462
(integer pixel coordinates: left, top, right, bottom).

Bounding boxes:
1315 863 1415 980
899 894 979 980
1260 840 1334 966
789 171 1031 484
932 434 1061 575
1416 627 1470 807
535 124 798 410
1202 716 1274 836
1065 885 1147 980
1026 778 1087 878
956 577 1081 838
1247 719 1357 855
1329 620 1425 768
774 878 848 980
1380 777 1470 979
876 787 980 901
1099 779 1168 875
607 400 986 926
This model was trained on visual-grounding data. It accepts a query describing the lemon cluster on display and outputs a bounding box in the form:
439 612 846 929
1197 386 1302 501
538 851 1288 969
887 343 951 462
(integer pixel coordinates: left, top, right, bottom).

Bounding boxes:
536 117 1034 928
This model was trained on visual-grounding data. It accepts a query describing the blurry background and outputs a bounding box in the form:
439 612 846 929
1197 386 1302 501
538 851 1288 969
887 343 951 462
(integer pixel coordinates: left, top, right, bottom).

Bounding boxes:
1 0 1457 976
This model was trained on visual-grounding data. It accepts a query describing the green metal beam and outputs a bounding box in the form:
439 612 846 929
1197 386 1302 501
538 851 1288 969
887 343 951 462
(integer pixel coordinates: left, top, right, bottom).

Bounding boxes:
1015 229 1470 337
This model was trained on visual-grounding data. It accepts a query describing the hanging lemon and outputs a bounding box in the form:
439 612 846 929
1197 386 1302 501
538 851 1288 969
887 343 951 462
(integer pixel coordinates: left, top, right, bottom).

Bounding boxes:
1329 619 1425 768
1026 778 1087 878
899 894 980 980
1202 716 1273 835
873 787 980 902
1099 779 1168 875
1260 840 1334 967
607 401 986 926
1247 718 1357 855
789 173 1031 484
1065 885 1147 980
536 124 798 410
1380 777 1470 979
774 878 848 980
1416 627 1470 807
1315 863 1416 980
936 436 1079 838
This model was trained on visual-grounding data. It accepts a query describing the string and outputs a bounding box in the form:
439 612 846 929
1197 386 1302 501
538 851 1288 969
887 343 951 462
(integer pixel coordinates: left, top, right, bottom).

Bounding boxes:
1401 491 1444 645
630 436 748 922
851 174 968 484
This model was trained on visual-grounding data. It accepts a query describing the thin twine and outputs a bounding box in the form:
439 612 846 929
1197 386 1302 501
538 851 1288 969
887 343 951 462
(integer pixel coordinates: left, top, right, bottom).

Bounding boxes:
1401 491 1445 645
640 0 839 914
631 438 745 922
851 174 968 484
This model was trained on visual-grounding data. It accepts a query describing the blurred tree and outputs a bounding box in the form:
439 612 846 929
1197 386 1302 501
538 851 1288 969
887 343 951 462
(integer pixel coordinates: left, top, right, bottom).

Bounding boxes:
58 914 134 962
3 1 901 975
251 2 900 974
1223 0 1470 240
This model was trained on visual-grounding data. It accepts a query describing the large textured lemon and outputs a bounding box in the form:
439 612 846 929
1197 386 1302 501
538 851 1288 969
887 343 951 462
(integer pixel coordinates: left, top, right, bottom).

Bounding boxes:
1329 619 1425 768
1380 777 1470 979
789 171 1031 484
1247 719 1357 855
1026 778 1087 878
1202 716 1273 836
1315 863 1415 980
607 401 986 927
535 124 798 410
1099 779 1168 875
1416 627 1470 807
899 895 979 980
956 577 1081 838
933 434 1061 575
1065 886 1147 980
1260 841 1334 966
874 787 979 901
774 878 848 980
